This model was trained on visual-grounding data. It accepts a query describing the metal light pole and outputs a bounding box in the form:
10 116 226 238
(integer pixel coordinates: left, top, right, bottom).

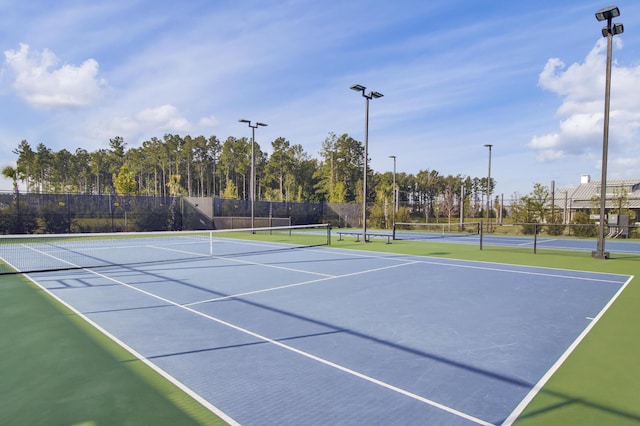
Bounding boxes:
389 155 396 227
593 6 623 259
483 144 492 233
350 84 383 242
239 119 268 231
460 176 466 229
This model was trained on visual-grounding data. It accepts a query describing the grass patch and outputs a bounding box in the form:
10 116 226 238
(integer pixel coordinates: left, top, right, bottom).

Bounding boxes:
0 274 226 426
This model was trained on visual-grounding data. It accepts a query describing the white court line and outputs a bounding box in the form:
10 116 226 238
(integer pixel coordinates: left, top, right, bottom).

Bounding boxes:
489 237 557 247
502 274 634 425
184 260 420 306
479 237 640 255
183 275 337 306
18 246 240 426
411 259 625 284
516 241 534 247
86 267 491 425
211 236 333 253
24 244 491 425
316 245 627 284
535 238 559 244
22 239 632 425
319 245 629 284
152 244 335 278
152 243 424 306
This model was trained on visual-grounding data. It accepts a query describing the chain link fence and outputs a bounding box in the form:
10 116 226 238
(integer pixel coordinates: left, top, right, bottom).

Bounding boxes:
0 193 363 234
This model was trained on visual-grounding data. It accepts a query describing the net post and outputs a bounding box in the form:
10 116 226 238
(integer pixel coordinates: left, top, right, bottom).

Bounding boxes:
392 223 396 240
327 224 331 246
479 220 483 250
533 224 537 254
209 231 213 256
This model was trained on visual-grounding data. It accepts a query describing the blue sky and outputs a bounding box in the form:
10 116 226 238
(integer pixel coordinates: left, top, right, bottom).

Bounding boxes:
1 0 639 198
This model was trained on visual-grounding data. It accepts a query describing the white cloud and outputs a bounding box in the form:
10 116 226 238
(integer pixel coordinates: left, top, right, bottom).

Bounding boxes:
612 157 640 169
537 40 608 105
529 132 565 161
134 105 190 130
538 149 566 162
529 133 559 150
531 38 640 162
103 104 192 142
3 43 106 108
559 113 601 138
198 115 219 128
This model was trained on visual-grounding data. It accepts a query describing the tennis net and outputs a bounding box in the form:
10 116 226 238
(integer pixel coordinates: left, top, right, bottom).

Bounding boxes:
0 223 331 275
393 222 480 240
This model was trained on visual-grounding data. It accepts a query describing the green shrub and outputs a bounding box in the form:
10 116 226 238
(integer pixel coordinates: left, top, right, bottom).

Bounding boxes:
546 212 566 236
571 211 597 237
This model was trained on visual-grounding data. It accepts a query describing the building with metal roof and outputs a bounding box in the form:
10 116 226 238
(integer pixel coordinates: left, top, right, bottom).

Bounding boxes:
554 175 640 223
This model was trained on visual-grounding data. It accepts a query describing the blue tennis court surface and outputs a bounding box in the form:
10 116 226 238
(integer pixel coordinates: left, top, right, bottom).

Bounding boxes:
481 234 640 254
395 229 640 255
24 240 631 425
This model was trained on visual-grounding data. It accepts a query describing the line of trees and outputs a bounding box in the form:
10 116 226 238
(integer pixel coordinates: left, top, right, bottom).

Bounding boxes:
3 132 496 220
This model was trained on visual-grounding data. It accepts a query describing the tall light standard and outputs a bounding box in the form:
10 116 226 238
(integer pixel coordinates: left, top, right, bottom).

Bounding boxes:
350 84 383 242
460 175 466 229
389 155 396 228
483 144 493 233
238 119 268 231
593 6 623 259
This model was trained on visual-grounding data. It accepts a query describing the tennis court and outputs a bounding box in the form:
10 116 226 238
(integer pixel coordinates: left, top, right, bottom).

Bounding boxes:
480 234 640 254
2 226 630 425
392 223 640 255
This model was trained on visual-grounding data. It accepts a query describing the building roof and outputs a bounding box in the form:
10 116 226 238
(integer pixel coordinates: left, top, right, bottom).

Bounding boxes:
554 179 640 209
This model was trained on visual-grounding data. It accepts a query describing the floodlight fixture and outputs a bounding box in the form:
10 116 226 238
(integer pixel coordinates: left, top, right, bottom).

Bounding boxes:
350 84 366 92
238 119 250 123
613 22 624 35
256 122 268 127
595 6 620 22
371 91 384 99
601 22 624 37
